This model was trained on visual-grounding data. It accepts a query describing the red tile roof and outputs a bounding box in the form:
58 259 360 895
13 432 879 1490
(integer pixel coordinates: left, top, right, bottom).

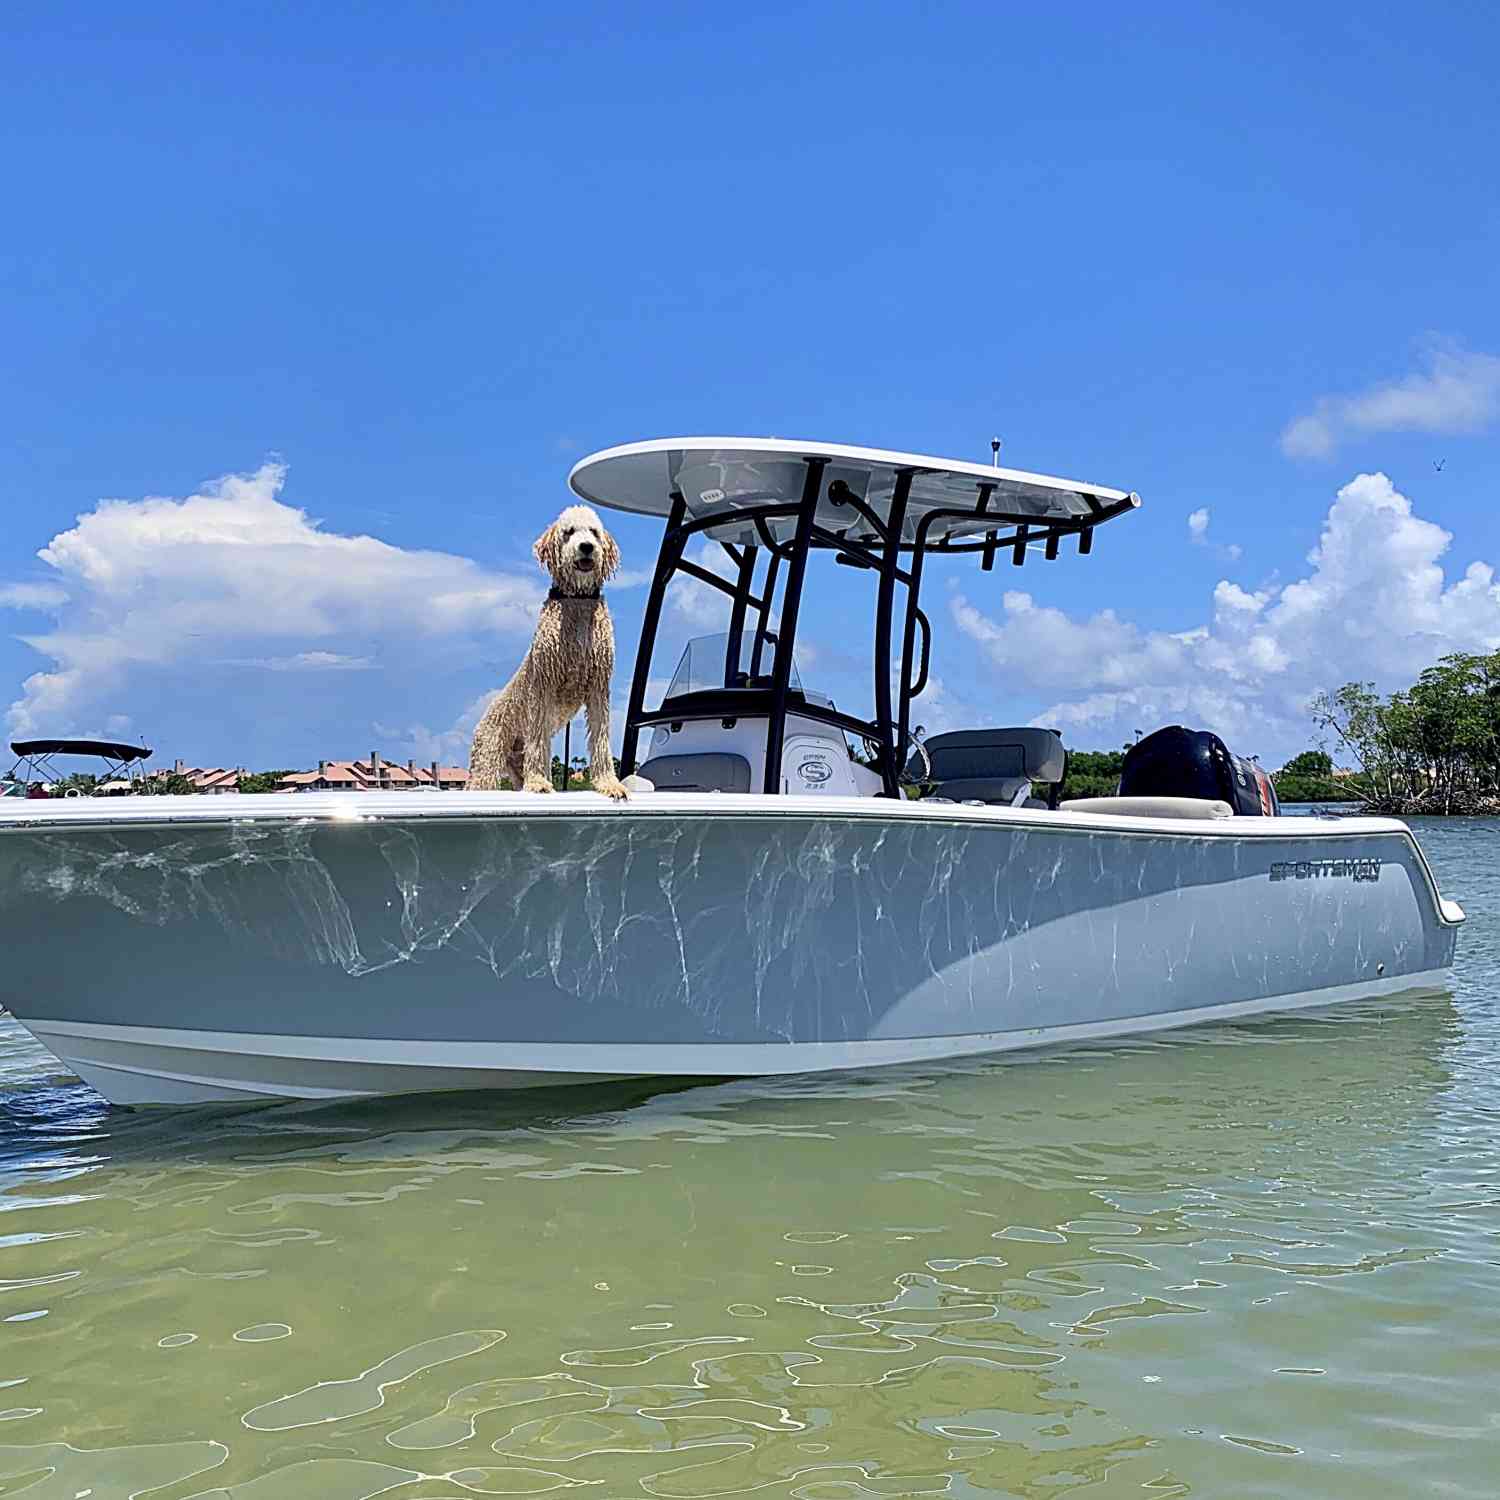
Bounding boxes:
275 759 470 791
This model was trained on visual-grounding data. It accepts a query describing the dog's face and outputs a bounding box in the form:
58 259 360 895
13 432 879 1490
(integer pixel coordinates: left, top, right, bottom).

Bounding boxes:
535 505 620 592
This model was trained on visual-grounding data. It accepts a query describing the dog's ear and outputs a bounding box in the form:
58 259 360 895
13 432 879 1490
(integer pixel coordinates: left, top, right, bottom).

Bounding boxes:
597 524 621 581
533 520 562 574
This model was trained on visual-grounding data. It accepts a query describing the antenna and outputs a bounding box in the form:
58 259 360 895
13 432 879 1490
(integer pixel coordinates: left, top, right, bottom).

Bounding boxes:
990 437 1001 469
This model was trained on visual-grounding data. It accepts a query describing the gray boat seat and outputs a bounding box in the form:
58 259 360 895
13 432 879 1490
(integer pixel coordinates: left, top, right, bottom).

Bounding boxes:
908 728 1066 806
635 752 751 794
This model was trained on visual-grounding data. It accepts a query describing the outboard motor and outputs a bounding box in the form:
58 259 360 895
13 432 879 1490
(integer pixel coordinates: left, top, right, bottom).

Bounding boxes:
1119 725 1279 816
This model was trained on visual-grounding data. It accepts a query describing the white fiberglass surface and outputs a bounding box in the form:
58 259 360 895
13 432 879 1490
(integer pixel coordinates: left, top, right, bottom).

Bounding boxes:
568 437 1138 542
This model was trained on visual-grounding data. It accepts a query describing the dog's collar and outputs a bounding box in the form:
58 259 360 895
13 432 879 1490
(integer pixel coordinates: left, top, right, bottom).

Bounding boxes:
547 586 602 601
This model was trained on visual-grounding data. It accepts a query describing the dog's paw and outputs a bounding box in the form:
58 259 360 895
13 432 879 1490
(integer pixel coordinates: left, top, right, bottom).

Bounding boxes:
522 777 554 794
595 778 629 801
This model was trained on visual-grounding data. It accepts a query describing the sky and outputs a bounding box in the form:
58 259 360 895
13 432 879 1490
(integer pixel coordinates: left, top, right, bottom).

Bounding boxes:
2 1 1498 773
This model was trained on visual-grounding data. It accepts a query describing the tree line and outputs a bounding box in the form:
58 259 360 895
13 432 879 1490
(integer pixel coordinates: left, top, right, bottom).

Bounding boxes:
1052 651 1500 813
1309 650 1500 814
1066 651 1500 812
1051 747 1346 804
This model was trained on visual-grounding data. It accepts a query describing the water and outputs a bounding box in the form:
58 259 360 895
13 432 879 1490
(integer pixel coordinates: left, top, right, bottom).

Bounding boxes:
1 820 1496 1499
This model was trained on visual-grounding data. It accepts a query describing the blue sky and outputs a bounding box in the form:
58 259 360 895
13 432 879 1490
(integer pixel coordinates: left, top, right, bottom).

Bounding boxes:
3 2 1498 772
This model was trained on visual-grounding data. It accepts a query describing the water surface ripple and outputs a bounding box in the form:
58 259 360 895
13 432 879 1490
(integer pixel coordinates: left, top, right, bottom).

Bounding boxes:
1 818 1496 1497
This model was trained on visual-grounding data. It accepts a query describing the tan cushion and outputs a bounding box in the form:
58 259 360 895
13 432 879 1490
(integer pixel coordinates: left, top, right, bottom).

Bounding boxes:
1061 795 1234 820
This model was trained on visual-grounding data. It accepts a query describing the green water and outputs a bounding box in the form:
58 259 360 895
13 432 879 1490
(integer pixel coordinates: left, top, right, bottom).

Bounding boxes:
1 819 1496 1498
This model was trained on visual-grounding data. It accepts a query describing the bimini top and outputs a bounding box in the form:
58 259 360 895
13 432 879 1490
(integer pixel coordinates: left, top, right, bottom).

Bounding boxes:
569 437 1139 548
10 739 152 763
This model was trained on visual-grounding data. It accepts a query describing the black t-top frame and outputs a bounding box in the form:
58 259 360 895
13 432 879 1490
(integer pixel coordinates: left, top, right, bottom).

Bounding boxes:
618 455 1138 798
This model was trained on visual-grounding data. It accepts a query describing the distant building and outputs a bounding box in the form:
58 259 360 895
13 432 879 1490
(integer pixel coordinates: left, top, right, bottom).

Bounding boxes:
277 752 469 793
147 761 244 794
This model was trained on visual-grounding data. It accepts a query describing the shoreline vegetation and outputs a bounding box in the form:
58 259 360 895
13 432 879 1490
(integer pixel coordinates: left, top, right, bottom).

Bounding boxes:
1051 748 1365 807
1057 653 1500 817
1308 651 1500 816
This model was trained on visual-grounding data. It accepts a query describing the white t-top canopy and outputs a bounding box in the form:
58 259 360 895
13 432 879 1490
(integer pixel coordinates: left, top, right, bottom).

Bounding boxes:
568 437 1139 546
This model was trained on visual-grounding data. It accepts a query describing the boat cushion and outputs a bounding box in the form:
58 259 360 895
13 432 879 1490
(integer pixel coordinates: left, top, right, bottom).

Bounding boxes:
635 752 752 794
1062 795 1234 820
913 727 1066 786
925 775 1033 806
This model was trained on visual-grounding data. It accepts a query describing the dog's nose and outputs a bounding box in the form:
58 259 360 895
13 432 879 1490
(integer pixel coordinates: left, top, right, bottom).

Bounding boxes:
577 539 595 555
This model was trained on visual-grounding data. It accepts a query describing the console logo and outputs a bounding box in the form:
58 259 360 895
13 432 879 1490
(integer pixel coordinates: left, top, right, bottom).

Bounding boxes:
1270 858 1381 883
797 757 833 785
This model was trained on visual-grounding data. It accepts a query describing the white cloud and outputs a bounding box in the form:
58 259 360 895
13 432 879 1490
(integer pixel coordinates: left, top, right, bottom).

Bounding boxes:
4 462 541 740
668 541 736 629
952 471 1500 757
223 650 377 672
388 667 651 769
1212 580 1268 616
0 582 69 610
1281 343 1500 459
902 674 973 738
1186 505 1242 561
610 567 656 589
373 690 497 767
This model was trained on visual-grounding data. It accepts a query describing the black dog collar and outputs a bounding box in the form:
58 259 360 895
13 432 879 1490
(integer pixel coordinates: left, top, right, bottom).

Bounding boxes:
547 587 602 601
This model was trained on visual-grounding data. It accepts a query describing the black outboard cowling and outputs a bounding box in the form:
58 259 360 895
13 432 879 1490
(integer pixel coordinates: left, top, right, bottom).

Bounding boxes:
1119 725 1279 815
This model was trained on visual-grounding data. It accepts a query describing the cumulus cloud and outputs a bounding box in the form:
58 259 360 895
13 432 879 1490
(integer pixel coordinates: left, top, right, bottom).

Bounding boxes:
1186 506 1242 561
3 462 541 741
1281 343 1500 459
951 471 1500 758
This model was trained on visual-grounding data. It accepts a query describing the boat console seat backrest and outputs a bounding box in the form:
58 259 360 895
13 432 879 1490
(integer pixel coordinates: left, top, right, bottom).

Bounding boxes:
909 728 1067 806
634 752 752 794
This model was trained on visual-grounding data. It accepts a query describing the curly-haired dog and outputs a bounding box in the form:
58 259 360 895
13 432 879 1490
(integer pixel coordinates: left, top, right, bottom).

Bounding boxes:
469 504 628 799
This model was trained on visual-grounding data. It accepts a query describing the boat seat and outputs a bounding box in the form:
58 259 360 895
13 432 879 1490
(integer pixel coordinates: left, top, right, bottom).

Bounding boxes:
635 752 752 794
1062 795 1234 820
928 775 1035 806
908 728 1067 806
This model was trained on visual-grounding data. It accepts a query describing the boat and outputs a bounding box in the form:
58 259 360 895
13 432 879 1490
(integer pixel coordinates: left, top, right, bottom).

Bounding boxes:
0 438 1463 1104
2 738 154 799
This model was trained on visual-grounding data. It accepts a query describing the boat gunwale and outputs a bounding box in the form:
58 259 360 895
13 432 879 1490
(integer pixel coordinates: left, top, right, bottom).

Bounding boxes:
0 792 1463 927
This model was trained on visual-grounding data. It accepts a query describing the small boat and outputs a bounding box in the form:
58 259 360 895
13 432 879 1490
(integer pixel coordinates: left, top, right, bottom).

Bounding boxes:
3 738 153 799
0 439 1463 1104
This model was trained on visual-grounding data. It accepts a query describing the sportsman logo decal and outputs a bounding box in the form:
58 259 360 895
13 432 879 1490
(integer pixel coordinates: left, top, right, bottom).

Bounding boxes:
1270 858 1381 883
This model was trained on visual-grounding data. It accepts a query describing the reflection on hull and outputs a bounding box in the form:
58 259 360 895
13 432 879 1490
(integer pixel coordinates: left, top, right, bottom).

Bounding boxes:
0 794 1462 1104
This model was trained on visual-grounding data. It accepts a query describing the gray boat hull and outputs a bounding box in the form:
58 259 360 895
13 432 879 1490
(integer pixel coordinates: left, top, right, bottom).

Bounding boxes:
0 793 1462 1104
